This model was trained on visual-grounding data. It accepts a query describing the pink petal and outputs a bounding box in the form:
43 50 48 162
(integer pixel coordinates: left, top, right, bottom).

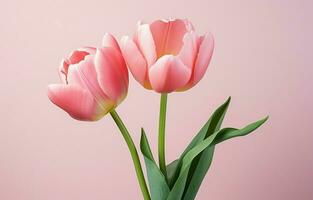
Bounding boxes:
68 50 90 65
182 19 195 32
120 36 150 88
136 23 157 66
150 19 190 57
102 33 121 51
149 55 191 93
67 47 96 65
178 31 200 70
67 64 86 88
76 55 111 102
47 84 98 121
95 47 129 103
59 47 96 84
190 33 214 87
58 59 70 83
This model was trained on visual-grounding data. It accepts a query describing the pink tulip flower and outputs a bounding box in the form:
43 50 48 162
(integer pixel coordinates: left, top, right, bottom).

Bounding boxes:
120 18 214 93
48 34 129 121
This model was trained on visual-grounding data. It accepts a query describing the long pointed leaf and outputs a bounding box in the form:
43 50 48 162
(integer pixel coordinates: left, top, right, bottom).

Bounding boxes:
166 160 179 184
167 129 219 200
183 116 269 200
167 97 231 188
182 97 231 155
140 128 170 200
212 116 269 145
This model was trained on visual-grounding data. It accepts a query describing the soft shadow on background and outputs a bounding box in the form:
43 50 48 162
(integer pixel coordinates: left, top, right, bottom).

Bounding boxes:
1 0 312 199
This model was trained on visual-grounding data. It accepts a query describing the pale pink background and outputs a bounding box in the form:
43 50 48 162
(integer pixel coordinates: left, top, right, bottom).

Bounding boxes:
1 0 312 199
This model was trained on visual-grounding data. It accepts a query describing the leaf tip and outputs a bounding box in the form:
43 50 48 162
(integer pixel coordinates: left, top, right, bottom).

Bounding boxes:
140 127 146 150
261 116 269 123
225 96 231 106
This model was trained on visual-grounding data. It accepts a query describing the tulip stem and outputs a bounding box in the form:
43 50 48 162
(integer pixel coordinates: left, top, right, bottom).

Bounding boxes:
110 110 151 200
158 93 168 180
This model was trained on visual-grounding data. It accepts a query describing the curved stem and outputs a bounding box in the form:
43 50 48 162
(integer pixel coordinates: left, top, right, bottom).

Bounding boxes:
158 93 168 180
110 110 150 200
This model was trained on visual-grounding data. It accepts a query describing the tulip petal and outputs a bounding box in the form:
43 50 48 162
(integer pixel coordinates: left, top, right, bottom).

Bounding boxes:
59 47 96 84
120 36 149 88
68 50 90 65
102 33 121 51
47 84 97 121
191 33 214 87
59 59 70 83
149 55 191 93
76 55 110 102
67 64 86 88
150 19 190 57
182 19 195 32
136 23 157 66
66 47 96 65
95 47 128 103
178 31 200 70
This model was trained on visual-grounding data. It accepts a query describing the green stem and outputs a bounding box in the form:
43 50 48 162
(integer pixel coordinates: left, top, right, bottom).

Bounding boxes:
110 110 150 200
158 93 168 179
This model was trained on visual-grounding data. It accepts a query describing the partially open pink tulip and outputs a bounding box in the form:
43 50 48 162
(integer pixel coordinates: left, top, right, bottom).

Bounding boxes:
120 18 214 93
48 34 129 121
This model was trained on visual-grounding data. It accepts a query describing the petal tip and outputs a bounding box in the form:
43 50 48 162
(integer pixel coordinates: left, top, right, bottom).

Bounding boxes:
102 33 120 50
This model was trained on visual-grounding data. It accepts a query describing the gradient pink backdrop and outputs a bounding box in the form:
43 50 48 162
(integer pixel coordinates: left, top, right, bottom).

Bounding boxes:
1 0 312 199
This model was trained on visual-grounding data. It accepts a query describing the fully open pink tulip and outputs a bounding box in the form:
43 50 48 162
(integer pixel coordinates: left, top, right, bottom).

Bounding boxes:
48 34 129 121
120 18 214 93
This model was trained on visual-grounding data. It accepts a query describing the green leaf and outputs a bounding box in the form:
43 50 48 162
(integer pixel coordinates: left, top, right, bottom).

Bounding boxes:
183 97 231 155
212 116 269 145
140 128 170 200
166 160 179 184
183 116 269 200
167 97 231 188
167 129 219 200
182 145 215 200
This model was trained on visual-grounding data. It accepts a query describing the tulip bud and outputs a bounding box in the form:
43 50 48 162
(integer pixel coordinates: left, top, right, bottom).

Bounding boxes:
48 34 128 121
120 18 214 93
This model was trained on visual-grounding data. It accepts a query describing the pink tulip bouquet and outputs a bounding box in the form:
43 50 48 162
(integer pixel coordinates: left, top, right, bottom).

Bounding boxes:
48 19 268 200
